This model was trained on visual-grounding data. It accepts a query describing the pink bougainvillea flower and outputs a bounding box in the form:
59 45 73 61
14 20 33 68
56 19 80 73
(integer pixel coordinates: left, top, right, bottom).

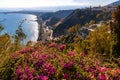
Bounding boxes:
16 67 22 75
64 61 74 68
44 63 56 76
99 67 106 72
98 73 106 80
63 73 69 79
49 43 57 48
19 47 33 54
76 73 81 78
58 44 66 50
67 51 75 57
36 75 48 80
80 52 86 57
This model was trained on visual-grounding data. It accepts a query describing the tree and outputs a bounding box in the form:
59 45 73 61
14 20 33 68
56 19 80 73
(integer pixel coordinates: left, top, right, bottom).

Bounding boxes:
0 25 4 33
87 26 116 59
15 27 26 44
15 19 26 44
111 5 120 56
0 34 11 54
68 24 81 34
89 20 95 25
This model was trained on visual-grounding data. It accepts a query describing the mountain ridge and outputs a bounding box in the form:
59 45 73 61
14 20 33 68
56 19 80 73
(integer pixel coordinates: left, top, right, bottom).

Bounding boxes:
40 10 73 20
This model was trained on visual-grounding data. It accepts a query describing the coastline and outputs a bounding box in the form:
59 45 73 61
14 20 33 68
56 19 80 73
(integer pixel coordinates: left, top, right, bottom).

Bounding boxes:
36 16 43 41
36 15 53 42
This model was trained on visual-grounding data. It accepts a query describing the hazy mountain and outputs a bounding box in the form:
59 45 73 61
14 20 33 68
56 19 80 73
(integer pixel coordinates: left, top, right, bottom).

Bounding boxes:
46 17 61 26
107 0 120 6
34 5 86 12
40 10 73 20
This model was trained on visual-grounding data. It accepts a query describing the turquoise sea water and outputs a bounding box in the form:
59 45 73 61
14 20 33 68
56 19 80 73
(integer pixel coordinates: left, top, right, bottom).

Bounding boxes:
0 13 39 42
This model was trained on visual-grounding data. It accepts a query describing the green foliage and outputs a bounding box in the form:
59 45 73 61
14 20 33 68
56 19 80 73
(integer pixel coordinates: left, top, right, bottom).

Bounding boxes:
68 24 81 34
111 5 120 56
72 25 116 62
84 20 95 27
112 6 120 23
16 27 26 43
87 26 116 56
0 24 27 79
59 23 116 60
0 34 11 54
89 20 95 25
85 22 89 27
0 33 22 66
72 35 89 53
0 25 4 33
96 11 111 21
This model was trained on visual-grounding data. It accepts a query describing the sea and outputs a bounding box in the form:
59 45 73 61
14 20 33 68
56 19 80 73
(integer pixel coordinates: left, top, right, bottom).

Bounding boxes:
0 13 39 42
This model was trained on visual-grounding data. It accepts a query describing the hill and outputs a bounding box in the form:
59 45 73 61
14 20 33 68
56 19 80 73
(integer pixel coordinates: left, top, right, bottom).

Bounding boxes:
46 17 61 26
53 9 111 37
40 10 73 21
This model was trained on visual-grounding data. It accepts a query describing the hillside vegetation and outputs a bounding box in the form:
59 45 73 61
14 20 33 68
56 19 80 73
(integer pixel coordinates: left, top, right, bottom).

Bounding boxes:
53 9 112 37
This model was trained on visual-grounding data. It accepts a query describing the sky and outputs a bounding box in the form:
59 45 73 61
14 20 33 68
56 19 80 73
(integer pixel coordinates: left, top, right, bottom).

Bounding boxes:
0 0 118 8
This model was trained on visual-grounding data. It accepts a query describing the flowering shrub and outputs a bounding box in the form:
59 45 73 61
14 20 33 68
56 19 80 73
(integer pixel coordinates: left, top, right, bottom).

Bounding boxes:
0 42 120 80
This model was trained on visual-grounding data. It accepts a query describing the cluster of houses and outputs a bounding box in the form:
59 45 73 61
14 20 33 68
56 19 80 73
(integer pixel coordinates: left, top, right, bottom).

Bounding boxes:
91 6 116 11
88 4 117 11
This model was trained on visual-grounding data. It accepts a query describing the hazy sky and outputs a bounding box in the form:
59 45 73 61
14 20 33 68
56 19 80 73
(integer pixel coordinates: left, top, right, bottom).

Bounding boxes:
0 0 118 8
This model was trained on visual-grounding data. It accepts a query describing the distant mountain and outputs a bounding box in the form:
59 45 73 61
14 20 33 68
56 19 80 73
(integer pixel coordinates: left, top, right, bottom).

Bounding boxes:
34 5 86 12
53 9 112 37
107 0 120 7
40 10 73 20
46 17 61 26
40 12 54 20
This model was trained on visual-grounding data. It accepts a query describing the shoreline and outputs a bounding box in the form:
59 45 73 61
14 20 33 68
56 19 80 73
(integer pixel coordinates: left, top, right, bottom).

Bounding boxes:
36 16 43 41
36 15 54 42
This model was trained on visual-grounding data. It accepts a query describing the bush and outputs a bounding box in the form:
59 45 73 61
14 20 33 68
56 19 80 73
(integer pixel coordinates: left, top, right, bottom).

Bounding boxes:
0 42 120 80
